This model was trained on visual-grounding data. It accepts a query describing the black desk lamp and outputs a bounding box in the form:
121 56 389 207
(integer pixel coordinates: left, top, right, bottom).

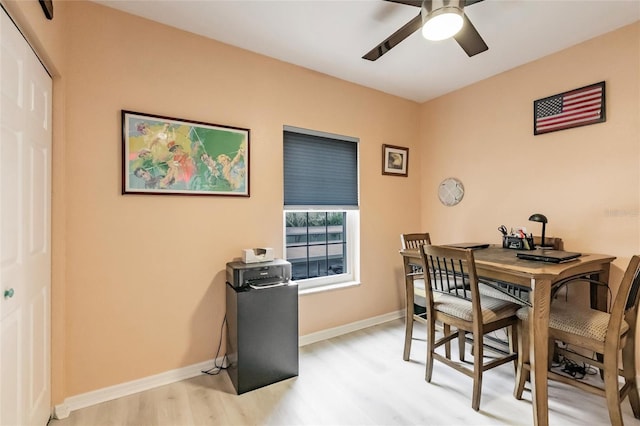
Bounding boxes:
528 213 549 249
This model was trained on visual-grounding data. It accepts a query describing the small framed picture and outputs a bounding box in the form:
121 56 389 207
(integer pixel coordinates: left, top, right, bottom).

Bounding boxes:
382 144 409 177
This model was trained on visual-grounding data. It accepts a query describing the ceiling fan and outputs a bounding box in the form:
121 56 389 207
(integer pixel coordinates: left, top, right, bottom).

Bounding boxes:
363 0 488 61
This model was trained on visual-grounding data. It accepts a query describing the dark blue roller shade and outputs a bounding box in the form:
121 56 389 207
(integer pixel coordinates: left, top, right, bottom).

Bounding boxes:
284 130 358 207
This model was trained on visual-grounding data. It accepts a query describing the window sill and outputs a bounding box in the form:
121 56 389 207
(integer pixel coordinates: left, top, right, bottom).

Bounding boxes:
298 280 361 296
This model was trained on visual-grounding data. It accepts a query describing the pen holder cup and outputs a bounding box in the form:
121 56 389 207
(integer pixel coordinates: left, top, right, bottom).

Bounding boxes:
503 236 535 250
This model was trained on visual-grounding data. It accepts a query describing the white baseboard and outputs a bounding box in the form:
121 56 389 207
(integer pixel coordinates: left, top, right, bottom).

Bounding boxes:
53 358 222 419
299 310 403 346
53 311 403 419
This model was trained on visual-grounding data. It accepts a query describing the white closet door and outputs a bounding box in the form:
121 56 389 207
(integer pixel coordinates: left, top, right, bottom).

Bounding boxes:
0 7 52 426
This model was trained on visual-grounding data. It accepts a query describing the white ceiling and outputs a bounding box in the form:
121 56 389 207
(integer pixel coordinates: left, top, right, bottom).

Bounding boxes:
92 0 640 103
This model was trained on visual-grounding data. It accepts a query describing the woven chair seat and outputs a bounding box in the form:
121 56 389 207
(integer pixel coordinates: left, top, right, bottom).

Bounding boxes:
415 276 467 300
479 282 529 305
436 293 520 322
516 303 629 343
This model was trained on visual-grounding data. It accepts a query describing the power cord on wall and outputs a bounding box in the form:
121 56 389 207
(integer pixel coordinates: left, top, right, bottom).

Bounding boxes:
202 315 229 376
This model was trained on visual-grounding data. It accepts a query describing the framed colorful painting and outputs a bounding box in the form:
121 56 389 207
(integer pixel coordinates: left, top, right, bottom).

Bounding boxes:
122 110 249 196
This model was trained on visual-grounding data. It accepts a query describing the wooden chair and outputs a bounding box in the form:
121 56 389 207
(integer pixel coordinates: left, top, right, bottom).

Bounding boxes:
514 255 640 425
401 233 469 362
419 244 520 411
400 233 431 361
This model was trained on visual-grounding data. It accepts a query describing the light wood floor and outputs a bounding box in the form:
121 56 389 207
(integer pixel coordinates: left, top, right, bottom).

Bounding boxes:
49 319 638 425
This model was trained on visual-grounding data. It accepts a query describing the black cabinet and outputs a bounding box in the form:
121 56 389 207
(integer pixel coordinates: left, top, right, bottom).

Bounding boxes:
225 282 299 394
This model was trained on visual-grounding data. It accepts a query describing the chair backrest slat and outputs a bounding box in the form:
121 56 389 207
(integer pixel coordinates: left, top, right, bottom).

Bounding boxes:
401 233 431 249
401 233 432 275
421 245 477 305
624 256 640 312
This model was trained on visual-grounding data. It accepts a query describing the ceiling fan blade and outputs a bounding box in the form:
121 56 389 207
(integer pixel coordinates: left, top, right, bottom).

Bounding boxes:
385 0 485 8
362 13 422 61
453 14 488 57
384 0 422 6
383 0 484 8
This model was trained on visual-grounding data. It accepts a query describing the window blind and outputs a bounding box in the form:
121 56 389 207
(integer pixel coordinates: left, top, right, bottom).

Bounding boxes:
284 129 358 208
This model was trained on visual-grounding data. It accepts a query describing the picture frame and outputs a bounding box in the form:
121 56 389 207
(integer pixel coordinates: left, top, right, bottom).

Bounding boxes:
382 144 409 177
122 110 249 196
534 81 605 135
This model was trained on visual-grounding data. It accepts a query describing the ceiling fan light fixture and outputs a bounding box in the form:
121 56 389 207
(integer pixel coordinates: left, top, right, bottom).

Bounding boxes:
421 1 465 41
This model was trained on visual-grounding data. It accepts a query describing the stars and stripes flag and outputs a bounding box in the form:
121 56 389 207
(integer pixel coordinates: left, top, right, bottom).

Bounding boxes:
534 82 605 135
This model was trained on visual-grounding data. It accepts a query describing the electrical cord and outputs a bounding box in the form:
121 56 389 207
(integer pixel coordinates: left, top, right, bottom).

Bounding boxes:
202 314 229 376
553 278 613 312
553 349 598 380
559 357 587 379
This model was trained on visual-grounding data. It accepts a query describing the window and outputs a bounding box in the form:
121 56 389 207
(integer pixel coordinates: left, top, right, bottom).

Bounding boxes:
283 126 359 291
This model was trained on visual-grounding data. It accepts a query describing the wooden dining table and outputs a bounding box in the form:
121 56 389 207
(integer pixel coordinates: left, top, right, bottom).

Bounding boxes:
399 245 616 426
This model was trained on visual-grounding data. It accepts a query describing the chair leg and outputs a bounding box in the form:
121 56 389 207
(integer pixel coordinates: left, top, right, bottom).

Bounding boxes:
425 318 436 383
403 305 414 361
509 323 518 371
603 353 624 426
597 352 605 380
472 331 483 411
458 330 466 362
626 376 640 419
622 337 640 418
514 318 529 400
444 323 451 359
547 339 555 370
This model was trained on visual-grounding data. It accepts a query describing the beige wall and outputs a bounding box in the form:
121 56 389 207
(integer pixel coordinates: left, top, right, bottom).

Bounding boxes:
4 0 639 407
419 22 639 281
419 21 640 358
59 0 420 400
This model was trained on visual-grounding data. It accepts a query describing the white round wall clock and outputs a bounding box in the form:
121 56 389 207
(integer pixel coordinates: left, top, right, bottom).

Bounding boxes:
438 177 464 206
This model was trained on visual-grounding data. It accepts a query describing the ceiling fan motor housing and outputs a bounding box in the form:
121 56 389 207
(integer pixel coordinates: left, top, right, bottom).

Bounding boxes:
362 0 487 61
421 0 465 40
422 0 465 15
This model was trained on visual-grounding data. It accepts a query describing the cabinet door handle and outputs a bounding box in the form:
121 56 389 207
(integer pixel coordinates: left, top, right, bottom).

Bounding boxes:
4 288 15 299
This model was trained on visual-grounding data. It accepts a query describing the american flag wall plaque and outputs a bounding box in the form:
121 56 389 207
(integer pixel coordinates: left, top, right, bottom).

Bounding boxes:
534 81 605 135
